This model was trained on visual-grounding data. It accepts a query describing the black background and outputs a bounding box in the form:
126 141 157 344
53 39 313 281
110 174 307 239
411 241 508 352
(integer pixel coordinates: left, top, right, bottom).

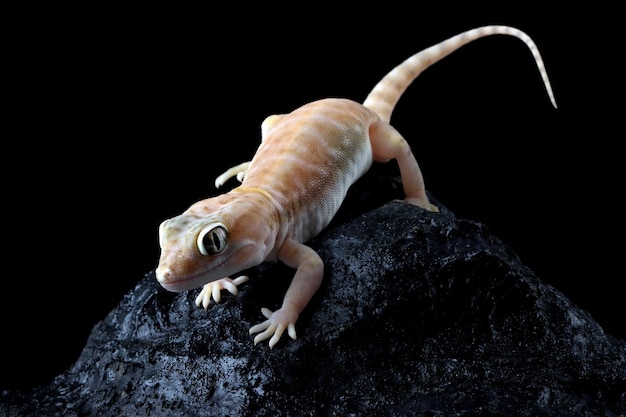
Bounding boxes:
2 6 622 391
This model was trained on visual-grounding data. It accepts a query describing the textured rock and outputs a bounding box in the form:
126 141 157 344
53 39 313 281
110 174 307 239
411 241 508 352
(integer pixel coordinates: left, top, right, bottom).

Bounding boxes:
2 170 625 417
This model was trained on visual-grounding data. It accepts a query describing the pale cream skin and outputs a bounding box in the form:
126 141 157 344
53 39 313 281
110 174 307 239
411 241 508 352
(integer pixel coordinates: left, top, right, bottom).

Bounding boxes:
156 25 557 348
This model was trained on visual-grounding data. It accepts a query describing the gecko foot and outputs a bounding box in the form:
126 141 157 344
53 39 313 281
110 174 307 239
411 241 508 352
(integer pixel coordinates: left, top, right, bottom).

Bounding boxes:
195 276 249 309
403 197 439 212
249 307 298 349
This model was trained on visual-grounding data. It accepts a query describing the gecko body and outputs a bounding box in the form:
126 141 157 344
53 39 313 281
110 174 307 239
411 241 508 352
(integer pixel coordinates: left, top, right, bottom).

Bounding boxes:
156 25 557 348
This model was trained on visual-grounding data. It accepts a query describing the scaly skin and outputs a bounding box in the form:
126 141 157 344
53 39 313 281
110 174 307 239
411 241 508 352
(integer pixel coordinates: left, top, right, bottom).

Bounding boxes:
156 25 557 348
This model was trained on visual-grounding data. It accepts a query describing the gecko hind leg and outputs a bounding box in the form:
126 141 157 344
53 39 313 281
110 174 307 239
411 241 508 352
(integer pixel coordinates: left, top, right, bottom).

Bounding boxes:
369 122 439 212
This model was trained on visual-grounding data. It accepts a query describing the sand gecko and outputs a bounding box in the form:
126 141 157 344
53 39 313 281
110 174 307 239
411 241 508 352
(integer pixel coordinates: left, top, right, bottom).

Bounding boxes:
156 25 557 348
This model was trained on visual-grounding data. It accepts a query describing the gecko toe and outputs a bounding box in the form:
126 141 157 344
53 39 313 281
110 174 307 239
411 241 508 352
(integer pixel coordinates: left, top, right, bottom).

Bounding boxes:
194 276 250 309
249 307 299 348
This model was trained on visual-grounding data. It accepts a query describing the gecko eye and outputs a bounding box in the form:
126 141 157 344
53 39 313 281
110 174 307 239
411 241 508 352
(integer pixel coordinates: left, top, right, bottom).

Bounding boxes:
197 223 229 256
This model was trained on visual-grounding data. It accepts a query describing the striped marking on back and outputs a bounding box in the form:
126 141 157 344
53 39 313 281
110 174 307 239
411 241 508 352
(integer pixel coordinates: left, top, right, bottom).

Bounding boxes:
243 98 374 241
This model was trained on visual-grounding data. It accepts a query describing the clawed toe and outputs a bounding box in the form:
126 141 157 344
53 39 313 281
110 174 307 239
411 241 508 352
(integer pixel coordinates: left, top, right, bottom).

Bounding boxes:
194 276 249 309
249 307 298 348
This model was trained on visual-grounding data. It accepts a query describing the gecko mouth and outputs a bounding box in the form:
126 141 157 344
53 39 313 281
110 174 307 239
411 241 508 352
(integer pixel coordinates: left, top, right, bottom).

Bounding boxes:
156 257 229 293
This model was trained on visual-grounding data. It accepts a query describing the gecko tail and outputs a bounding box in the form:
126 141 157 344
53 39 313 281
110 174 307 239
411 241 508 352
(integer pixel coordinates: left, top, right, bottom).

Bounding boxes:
363 25 558 123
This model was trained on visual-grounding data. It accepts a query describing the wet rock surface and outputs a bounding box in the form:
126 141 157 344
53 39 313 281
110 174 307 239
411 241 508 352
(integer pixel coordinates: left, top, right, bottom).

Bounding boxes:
2 172 625 417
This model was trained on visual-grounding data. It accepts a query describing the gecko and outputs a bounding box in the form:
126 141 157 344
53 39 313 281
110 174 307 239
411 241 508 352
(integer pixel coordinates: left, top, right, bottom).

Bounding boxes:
156 25 557 348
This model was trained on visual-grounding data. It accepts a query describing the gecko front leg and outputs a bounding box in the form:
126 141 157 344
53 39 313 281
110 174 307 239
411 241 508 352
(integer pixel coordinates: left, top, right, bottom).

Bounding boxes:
213 114 287 189
214 162 251 188
249 239 324 348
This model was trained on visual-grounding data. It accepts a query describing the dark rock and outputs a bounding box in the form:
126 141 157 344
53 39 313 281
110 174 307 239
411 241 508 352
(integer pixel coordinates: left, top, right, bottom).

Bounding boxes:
2 169 624 417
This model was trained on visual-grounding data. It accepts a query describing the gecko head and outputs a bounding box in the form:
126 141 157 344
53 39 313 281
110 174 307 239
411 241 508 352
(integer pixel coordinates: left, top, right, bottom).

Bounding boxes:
155 206 269 292
156 214 231 292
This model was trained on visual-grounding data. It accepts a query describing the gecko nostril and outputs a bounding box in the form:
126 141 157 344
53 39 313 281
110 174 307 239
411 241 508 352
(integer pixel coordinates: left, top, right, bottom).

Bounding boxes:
155 268 171 283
